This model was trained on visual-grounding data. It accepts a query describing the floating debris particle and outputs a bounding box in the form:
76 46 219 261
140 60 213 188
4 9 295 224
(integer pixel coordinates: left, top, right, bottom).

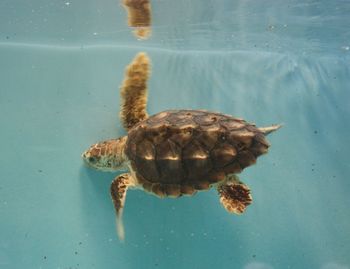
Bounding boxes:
268 25 275 31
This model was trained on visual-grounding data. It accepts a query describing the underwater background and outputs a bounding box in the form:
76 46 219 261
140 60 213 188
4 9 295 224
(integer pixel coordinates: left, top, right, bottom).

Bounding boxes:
1 0 350 268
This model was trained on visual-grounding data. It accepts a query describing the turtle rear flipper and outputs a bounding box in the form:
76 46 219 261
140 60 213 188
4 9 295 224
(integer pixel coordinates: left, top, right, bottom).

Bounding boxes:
217 175 252 214
120 52 151 130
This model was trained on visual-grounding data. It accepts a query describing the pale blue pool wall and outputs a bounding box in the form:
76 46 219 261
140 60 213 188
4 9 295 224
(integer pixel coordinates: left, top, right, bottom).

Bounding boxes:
0 1 350 269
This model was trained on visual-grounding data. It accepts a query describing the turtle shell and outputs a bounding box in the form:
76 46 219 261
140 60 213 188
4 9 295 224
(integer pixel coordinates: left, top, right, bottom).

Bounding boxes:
124 110 270 197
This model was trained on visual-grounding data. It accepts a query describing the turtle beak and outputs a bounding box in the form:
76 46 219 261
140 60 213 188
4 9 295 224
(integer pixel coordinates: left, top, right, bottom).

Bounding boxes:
81 151 91 166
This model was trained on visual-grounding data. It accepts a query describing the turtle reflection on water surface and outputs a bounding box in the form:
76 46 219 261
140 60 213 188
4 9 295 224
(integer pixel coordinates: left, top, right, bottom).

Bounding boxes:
82 53 281 240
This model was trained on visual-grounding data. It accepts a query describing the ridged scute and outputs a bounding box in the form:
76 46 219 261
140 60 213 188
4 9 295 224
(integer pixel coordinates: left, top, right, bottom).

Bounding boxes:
125 110 271 196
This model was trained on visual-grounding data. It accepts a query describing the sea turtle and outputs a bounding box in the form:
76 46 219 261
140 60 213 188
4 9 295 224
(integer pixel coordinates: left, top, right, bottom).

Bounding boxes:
82 52 281 240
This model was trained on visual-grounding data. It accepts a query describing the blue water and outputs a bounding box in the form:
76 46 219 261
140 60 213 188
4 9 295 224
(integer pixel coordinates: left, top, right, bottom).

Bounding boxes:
1 1 350 269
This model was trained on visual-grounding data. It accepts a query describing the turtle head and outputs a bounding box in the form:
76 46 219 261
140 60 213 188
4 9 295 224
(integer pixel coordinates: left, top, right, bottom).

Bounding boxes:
82 136 127 172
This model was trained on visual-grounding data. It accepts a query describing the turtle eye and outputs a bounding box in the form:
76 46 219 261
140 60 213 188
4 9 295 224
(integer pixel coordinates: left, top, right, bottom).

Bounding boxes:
88 156 97 163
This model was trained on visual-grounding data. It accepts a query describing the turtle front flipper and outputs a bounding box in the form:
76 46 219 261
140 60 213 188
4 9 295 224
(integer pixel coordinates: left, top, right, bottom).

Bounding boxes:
120 52 151 130
217 175 253 214
110 173 136 241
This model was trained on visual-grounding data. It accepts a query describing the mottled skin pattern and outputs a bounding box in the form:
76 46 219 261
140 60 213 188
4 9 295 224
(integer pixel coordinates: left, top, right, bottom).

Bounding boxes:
84 137 127 172
125 110 269 198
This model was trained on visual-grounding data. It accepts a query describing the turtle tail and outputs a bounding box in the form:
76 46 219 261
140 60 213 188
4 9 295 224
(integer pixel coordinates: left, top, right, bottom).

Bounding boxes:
258 124 282 135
